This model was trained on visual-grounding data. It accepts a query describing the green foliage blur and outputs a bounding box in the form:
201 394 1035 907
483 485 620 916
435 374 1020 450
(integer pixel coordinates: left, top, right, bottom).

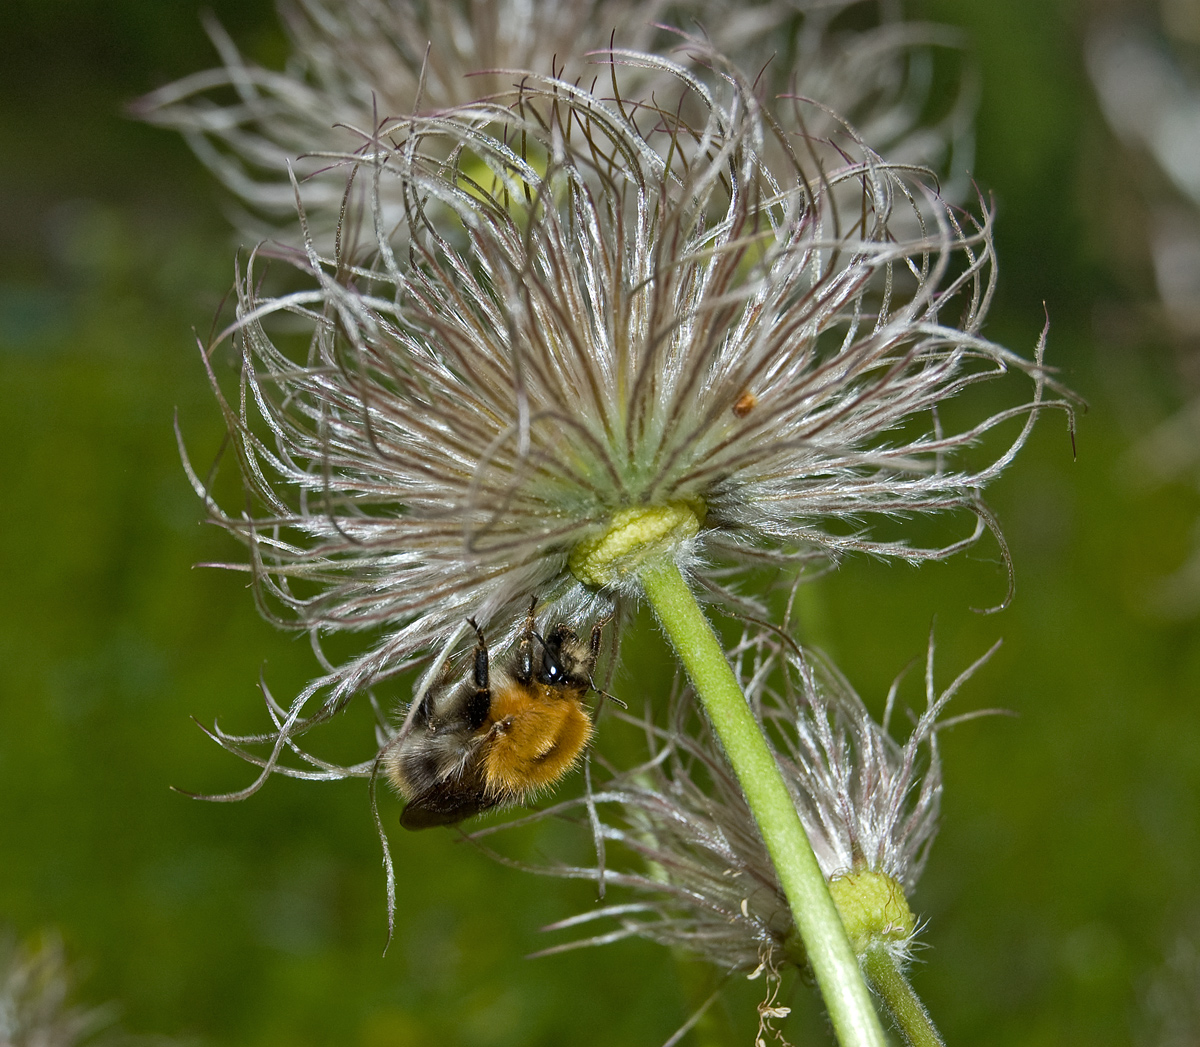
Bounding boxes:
1 0 1197 1044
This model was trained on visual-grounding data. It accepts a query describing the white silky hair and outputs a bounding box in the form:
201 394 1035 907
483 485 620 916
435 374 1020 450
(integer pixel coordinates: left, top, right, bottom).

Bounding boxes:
135 0 978 248
490 629 999 975
181 44 1069 804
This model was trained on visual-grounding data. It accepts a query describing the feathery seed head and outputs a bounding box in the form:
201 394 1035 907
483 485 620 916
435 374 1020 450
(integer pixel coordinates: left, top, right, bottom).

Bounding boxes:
1138 920 1200 1047
519 630 996 974
187 47 1064 786
1088 18 1200 618
0 934 117 1047
135 0 977 247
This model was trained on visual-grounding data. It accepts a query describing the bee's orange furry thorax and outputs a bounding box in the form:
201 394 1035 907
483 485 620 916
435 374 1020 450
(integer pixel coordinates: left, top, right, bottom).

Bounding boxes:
481 682 593 797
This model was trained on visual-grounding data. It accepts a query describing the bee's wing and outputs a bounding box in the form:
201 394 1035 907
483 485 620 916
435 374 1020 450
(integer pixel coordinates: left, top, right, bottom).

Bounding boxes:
393 623 474 740
399 782 498 830
386 638 466 755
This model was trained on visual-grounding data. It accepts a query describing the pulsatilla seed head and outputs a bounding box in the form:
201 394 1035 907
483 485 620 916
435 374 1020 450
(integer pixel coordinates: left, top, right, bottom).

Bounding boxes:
184 43 1068 796
509 628 998 975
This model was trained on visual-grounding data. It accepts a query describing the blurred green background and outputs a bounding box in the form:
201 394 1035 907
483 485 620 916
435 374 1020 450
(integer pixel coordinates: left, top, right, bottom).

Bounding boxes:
1 0 1197 1044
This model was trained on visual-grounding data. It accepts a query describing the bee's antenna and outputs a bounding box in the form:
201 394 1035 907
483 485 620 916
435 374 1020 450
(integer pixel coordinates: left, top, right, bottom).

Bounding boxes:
590 679 627 710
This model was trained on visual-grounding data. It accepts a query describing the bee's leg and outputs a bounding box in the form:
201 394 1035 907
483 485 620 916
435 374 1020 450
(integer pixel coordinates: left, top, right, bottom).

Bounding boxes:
513 602 537 685
464 618 491 729
588 617 605 663
586 613 626 709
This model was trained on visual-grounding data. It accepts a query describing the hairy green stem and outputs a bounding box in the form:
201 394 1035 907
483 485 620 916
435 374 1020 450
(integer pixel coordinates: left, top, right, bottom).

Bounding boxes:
863 945 945 1047
638 557 888 1047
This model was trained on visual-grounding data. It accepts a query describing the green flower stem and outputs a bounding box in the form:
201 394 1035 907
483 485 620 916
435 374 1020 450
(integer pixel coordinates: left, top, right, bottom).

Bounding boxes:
638 556 888 1047
862 944 945 1047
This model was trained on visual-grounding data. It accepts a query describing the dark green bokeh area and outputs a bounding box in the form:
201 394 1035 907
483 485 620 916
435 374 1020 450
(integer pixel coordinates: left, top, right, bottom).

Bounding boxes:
2 1 1198 1044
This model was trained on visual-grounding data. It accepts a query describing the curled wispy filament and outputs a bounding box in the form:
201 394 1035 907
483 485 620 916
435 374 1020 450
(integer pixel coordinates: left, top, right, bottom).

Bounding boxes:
183 45 1068 793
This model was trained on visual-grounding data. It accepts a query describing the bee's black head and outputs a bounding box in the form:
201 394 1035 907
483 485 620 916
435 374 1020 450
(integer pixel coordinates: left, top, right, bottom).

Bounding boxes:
535 625 592 689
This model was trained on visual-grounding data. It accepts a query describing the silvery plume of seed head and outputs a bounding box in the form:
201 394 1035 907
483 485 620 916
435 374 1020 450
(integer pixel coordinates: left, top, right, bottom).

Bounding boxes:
1088 18 1200 618
133 0 975 249
0 933 120 1047
184 43 1067 787
479 629 994 982
1137 915 1200 1047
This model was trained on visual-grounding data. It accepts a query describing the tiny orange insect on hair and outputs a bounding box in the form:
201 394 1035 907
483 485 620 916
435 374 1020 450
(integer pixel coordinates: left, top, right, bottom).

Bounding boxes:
733 390 757 418
383 605 604 829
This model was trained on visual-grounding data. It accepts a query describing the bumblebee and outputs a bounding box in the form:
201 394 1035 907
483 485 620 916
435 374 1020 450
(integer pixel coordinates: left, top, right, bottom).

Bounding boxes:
384 608 603 830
